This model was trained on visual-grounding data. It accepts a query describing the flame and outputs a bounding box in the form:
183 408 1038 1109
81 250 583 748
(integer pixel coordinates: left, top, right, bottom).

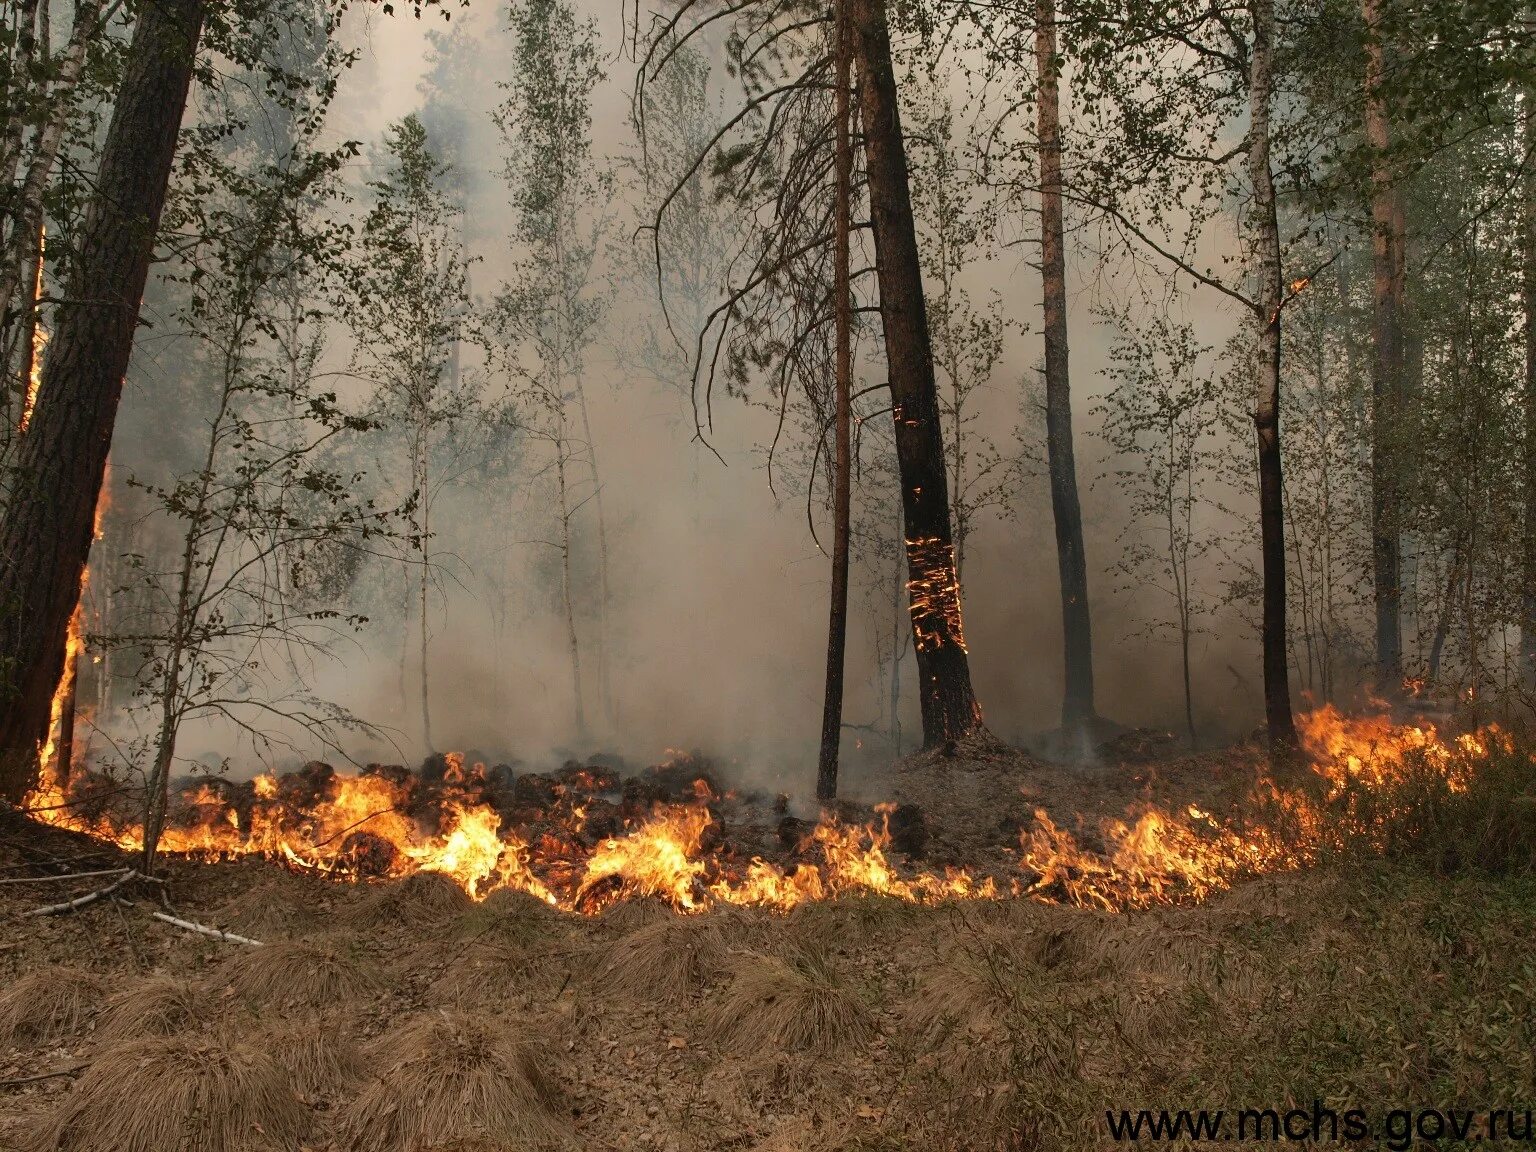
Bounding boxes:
905 535 968 653
19 225 46 434
19 706 1511 916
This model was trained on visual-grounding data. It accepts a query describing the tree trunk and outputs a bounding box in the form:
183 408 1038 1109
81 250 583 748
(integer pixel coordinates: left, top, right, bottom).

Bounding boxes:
1036 0 1096 734
1364 0 1405 697
817 0 854 802
1522 95 1536 686
417 427 433 754
0 0 207 801
851 0 984 746
557 437 586 741
1247 0 1298 751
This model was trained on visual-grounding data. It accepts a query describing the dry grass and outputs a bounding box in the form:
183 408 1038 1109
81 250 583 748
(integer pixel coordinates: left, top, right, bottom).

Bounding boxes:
209 879 319 938
420 941 547 1011
593 915 727 1005
700 945 874 1057
257 1013 365 1097
345 870 471 927
0 967 106 1048
95 975 221 1042
216 937 385 1011
335 1009 567 1152
28 1033 307 1152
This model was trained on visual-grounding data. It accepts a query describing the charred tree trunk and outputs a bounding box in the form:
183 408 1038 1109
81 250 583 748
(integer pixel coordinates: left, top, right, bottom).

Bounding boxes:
1364 0 1405 697
816 0 854 801
1247 0 1298 752
0 0 206 801
1036 0 1096 735
852 0 984 747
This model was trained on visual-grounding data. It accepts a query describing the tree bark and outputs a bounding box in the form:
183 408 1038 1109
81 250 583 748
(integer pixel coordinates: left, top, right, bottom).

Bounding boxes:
851 0 984 747
1364 0 1405 696
816 0 854 801
1247 0 1298 751
1522 95 1536 686
0 0 207 801
1036 0 1096 734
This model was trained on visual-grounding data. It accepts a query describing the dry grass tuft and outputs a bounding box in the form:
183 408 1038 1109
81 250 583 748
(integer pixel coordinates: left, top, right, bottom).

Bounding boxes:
700 945 874 1057
421 941 549 1011
0 966 106 1048
96 975 221 1042
209 880 319 938
594 896 673 934
335 1009 566 1152
257 1014 366 1097
346 870 472 927
593 915 727 1004
217 938 385 1011
28 1033 307 1152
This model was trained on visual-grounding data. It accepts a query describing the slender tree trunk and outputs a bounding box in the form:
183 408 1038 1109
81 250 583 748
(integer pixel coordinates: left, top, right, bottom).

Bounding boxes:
1522 96 1536 686
1247 0 1298 752
571 374 613 727
0 0 207 801
851 0 984 746
1364 0 1405 696
417 424 433 754
817 0 854 801
890 531 904 756
1036 0 1096 734
557 434 586 740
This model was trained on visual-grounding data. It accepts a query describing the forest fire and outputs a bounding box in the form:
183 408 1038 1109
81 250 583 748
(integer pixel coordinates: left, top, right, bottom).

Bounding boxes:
18 705 1506 916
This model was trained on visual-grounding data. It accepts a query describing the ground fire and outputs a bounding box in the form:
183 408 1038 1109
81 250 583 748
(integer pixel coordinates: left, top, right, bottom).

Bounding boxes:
19 706 1504 916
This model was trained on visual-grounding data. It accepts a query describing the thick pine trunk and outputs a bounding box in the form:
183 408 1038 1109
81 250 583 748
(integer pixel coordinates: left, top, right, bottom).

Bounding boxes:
816 0 854 801
851 0 984 746
0 0 206 801
1364 0 1405 696
1036 0 1096 733
1247 0 1298 751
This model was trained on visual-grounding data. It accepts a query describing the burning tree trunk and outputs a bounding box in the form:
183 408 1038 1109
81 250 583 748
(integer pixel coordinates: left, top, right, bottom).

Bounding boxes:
817 0 855 801
0 0 207 802
1036 0 1097 736
1246 0 1298 752
1364 0 1406 697
851 0 985 746
1522 94 1536 687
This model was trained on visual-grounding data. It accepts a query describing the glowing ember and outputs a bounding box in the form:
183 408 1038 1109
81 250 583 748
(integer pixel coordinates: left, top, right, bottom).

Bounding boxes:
905 535 968 652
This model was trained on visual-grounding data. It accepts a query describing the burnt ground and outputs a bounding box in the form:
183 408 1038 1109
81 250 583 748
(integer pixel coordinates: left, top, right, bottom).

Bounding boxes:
2 738 1532 1152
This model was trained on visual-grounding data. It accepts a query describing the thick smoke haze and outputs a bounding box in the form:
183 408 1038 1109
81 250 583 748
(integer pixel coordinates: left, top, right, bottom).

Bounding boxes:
110 1 1269 790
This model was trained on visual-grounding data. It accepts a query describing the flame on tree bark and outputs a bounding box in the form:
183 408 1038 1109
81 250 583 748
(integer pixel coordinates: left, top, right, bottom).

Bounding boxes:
816 0 854 800
1523 90 1536 686
0 0 207 801
1036 0 1097 734
1364 0 1406 697
851 0 985 747
1246 0 1298 752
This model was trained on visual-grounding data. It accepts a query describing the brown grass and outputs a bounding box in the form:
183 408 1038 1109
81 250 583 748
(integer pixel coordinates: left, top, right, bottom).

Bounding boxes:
209 879 319 938
28 1033 307 1152
593 915 727 1005
216 938 386 1011
0 967 106 1048
700 945 874 1057
420 941 545 1011
335 1010 567 1152
345 870 471 927
257 1013 366 1097
96 975 221 1043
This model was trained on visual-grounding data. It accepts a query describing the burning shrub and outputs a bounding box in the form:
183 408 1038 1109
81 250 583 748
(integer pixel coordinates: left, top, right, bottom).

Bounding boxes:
334 1010 567 1152
28 1034 308 1152
0 967 106 1048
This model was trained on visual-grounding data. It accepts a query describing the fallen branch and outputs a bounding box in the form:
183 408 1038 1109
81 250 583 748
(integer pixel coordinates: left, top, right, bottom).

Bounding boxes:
0 867 135 886
0 1064 89 1088
148 911 263 947
19 870 139 917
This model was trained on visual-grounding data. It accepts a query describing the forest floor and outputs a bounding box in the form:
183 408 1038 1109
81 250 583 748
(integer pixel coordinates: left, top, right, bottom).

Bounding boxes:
2 738 1533 1152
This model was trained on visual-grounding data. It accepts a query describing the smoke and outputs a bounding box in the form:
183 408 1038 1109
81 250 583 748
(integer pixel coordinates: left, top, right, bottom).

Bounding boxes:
103 0 1273 791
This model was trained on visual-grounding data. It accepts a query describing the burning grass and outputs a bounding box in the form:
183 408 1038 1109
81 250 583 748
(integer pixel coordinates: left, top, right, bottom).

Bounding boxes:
0 967 105 1049
27 1034 308 1152
334 1010 567 1152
